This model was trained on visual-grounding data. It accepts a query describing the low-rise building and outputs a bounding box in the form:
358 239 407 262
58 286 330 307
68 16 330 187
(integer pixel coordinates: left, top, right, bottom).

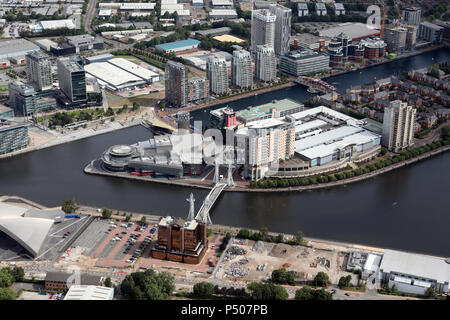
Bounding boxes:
64 285 114 300
45 272 103 292
379 250 450 295
155 39 200 54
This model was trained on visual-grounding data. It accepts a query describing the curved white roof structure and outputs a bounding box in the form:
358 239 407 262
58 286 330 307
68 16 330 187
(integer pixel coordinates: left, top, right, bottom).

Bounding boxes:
0 202 54 257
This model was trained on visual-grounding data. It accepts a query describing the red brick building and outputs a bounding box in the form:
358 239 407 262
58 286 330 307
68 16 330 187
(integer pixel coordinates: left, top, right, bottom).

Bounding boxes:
151 216 207 264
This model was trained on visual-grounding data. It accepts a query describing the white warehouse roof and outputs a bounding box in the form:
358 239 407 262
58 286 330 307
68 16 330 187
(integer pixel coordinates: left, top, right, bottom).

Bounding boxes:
295 125 362 152
295 119 327 134
298 129 380 160
40 19 76 30
0 202 54 257
84 62 143 90
380 250 450 284
64 285 114 300
107 58 159 81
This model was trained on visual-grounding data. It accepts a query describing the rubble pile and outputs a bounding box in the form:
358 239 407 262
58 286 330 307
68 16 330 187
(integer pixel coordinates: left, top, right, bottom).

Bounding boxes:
252 241 265 253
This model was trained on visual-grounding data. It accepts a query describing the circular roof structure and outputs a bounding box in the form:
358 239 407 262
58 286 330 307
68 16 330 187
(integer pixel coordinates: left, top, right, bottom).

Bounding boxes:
110 145 133 157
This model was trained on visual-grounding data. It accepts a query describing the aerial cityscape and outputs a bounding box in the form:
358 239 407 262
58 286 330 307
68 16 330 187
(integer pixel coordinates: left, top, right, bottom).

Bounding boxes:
0 0 448 307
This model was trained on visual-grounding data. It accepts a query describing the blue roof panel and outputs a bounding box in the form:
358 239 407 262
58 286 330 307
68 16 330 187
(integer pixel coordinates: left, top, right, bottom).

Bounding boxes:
155 39 200 50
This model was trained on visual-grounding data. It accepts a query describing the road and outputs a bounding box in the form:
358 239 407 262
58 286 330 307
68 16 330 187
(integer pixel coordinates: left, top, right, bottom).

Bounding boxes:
84 0 98 34
415 120 450 147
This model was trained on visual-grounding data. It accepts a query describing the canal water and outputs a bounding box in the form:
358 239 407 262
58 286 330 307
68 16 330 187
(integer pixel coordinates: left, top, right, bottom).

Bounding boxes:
0 48 449 256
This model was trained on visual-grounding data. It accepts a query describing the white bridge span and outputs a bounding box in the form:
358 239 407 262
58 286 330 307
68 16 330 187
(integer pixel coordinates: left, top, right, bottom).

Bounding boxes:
195 182 227 224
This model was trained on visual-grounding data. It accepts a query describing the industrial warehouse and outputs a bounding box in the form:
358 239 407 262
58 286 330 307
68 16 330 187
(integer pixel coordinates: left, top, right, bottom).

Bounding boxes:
84 58 160 91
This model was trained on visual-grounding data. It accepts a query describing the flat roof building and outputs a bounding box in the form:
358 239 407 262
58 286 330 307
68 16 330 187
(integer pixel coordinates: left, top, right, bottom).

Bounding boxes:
0 39 40 60
236 98 304 124
319 22 381 41
279 49 329 76
45 271 103 291
380 250 450 295
194 27 231 38
64 285 114 300
155 39 200 53
57 56 87 103
209 9 238 19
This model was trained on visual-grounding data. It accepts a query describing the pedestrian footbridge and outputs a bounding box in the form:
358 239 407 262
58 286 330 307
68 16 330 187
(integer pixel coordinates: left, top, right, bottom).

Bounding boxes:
195 182 227 224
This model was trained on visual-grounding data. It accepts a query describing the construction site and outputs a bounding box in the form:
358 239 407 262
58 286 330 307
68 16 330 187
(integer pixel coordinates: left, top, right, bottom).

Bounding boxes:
215 239 358 286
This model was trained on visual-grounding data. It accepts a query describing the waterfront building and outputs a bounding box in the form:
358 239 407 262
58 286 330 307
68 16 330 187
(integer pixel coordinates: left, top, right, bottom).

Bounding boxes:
251 9 276 53
418 22 443 44
236 98 304 125
255 45 276 83
236 119 295 180
188 77 209 102
57 56 87 103
0 122 29 155
401 7 421 26
165 61 189 107
385 25 407 53
291 107 381 169
382 100 416 152
206 56 228 95
360 38 387 59
269 4 292 56
25 50 53 91
279 49 329 76
405 25 418 51
152 216 208 264
210 107 237 130
232 49 253 89
8 81 56 116
151 216 208 264
379 250 450 295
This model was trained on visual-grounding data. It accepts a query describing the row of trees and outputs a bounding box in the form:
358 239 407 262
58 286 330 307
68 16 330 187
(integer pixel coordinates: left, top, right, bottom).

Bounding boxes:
120 269 175 300
0 267 25 300
237 228 304 245
251 138 450 189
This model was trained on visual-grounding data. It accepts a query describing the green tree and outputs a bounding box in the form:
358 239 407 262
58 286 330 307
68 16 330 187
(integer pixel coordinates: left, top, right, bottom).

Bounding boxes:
271 268 296 286
338 275 352 288
295 286 332 300
104 277 112 288
0 269 14 288
313 272 330 287
102 208 112 219
259 227 269 240
140 215 147 225
247 282 288 300
10 267 24 282
105 107 115 117
425 287 436 298
294 231 304 244
125 214 132 222
120 270 174 300
295 286 313 300
61 198 78 213
0 287 16 300
193 281 214 298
